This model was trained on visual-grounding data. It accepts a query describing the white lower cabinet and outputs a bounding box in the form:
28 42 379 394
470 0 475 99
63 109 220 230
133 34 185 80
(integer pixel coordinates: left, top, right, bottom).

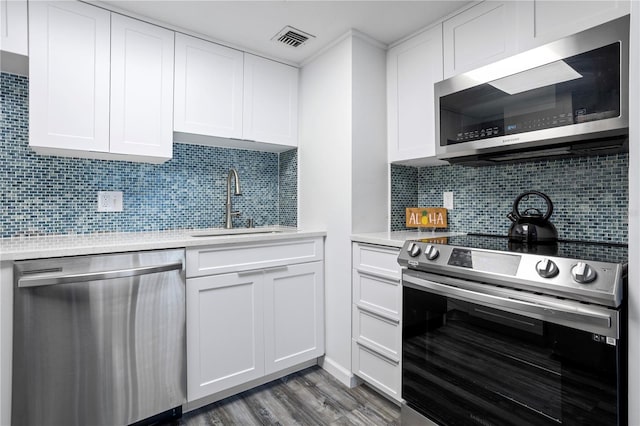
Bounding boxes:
264 262 324 375
186 238 324 403
351 243 402 402
187 272 265 400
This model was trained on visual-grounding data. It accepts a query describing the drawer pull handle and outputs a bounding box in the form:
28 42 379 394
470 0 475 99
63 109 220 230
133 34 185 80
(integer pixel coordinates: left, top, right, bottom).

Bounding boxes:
356 305 400 324
356 341 400 365
356 269 401 281
236 266 289 277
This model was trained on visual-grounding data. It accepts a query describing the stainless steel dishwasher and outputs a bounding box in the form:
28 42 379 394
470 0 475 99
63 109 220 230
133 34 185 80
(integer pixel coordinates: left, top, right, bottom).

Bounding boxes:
12 249 186 426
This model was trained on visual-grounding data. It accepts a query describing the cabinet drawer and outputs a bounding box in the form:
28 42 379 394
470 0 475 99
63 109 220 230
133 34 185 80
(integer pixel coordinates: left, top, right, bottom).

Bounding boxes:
352 270 400 319
187 237 323 277
352 340 400 401
352 243 401 280
352 306 400 359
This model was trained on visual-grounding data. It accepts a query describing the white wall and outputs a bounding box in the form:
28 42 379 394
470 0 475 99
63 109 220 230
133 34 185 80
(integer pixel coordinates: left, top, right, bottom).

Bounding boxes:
298 36 354 384
298 32 388 386
351 34 389 234
627 1 639 423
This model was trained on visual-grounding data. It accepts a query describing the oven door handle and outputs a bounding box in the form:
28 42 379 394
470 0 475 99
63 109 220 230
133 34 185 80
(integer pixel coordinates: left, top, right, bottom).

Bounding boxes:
403 274 617 337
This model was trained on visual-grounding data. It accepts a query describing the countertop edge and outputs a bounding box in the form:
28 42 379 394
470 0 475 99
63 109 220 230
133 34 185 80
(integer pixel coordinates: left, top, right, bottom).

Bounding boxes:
0 228 327 261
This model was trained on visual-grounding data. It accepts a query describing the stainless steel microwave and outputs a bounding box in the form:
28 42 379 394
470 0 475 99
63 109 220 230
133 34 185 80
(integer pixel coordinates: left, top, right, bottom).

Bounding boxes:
435 16 629 165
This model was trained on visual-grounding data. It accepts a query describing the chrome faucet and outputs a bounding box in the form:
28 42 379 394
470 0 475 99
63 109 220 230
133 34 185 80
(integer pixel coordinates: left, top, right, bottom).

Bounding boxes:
225 168 242 229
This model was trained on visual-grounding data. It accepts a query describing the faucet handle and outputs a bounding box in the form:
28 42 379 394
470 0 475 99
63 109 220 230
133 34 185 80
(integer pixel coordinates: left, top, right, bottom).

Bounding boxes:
231 211 241 217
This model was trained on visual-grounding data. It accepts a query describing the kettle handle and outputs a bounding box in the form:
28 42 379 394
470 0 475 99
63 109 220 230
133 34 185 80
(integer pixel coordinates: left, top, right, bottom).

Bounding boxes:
512 191 554 221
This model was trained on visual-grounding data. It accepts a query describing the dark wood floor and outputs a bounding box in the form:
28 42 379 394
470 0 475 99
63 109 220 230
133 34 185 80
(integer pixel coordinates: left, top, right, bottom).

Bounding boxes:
172 366 400 426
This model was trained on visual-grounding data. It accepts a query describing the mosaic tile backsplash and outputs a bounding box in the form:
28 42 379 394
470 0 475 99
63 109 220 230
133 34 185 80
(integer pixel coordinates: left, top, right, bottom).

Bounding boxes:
391 154 629 243
0 73 297 237
279 149 297 227
390 165 418 232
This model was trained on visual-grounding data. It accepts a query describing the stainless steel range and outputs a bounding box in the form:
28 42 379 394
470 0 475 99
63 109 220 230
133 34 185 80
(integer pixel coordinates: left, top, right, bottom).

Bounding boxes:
398 234 627 426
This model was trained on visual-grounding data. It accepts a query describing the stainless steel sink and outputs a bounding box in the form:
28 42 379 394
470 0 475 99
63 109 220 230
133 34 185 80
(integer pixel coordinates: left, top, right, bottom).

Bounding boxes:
190 229 286 237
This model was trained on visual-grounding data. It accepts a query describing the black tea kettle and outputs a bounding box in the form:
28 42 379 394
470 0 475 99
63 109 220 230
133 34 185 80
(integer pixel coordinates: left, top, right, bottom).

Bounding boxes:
507 191 558 244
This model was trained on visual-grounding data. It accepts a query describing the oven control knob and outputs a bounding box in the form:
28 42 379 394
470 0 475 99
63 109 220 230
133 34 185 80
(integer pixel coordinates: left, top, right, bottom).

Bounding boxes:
571 262 597 284
407 242 421 257
424 244 439 261
535 258 559 278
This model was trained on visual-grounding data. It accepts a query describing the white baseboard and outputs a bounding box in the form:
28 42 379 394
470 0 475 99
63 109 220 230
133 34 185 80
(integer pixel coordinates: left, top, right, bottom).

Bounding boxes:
184 359 318 413
318 356 357 388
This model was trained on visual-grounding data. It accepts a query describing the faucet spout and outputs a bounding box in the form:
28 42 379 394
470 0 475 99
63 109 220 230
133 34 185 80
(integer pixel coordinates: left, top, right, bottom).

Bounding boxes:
225 168 242 229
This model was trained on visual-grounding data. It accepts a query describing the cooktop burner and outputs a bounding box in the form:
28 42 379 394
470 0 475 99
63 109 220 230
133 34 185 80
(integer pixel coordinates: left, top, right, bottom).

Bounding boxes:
398 233 627 308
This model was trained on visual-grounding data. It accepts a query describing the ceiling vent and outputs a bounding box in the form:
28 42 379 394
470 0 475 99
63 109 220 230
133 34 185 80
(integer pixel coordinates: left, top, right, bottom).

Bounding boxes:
272 26 315 48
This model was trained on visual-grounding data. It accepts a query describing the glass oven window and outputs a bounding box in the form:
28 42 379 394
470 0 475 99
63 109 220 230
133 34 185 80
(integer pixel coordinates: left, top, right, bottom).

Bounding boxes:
439 42 621 147
402 286 621 426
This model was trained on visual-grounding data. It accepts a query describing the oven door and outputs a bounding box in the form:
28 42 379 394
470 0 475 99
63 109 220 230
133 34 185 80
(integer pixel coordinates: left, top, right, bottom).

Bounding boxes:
402 270 625 426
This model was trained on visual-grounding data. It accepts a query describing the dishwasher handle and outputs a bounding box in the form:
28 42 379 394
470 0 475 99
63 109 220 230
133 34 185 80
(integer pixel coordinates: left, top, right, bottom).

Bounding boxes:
18 262 183 288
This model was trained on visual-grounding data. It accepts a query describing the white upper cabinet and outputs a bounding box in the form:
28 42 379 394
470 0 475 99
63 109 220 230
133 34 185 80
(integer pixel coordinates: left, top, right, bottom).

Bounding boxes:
387 25 446 164
29 1 111 154
517 0 631 50
110 14 174 159
443 1 520 79
174 33 244 139
243 53 298 147
29 1 174 163
173 39 298 149
1 0 27 55
443 1 630 79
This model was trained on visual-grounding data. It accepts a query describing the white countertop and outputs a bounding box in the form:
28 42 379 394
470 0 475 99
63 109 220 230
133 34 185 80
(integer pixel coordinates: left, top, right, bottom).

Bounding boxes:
0 227 326 261
351 230 464 248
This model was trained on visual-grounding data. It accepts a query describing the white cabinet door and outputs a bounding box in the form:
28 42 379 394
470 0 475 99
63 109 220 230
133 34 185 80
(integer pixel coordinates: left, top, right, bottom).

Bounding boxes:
186 272 265 402
387 25 444 164
443 1 520 79
517 0 631 50
28 1 111 153
264 262 324 375
110 14 174 161
243 53 298 147
174 33 244 139
1 0 27 55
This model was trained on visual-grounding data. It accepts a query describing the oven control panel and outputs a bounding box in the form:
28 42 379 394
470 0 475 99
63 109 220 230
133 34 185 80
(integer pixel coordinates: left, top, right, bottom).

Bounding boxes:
398 239 625 308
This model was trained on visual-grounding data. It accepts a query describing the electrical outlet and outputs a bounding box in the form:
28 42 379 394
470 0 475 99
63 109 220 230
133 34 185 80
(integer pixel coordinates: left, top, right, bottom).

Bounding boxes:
97 191 123 212
443 192 454 210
